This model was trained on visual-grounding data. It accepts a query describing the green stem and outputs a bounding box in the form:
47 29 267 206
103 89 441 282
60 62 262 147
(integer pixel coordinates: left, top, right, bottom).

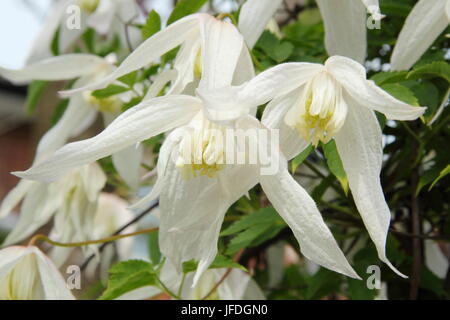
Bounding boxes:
28 228 159 248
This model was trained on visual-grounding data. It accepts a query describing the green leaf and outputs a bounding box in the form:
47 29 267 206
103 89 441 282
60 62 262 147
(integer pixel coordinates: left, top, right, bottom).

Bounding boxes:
148 231 161 265
99 260 157 300
322 140 348 194
50 99 70 126
291 144 313 173
223 207 285 255
92 84 130 99
142 10 161 40
221 207 281 236
50 27 60 56
167 0 208 25
121 96 143 112
25 81 49 114
370 71 408 86
255 31 294 63
117 71 138 88
381 83 419 106
429 164 450 190
182 260 198 274
407 61 450 83
210 255 247 272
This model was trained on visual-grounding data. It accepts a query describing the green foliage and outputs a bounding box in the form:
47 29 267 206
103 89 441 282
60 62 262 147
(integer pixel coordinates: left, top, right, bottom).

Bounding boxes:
99 260 157 300
92 84 130 99
167 0 208 25
25 81 49 114
322 140 348 194
142 10 161 40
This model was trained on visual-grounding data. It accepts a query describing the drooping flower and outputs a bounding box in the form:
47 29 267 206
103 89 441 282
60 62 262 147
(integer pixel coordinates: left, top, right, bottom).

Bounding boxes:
391 0 450 71
0 53 143 190
27 0 139 63
1 163 105 268
13 15 359 284
202 55 426 277
0 246 74 300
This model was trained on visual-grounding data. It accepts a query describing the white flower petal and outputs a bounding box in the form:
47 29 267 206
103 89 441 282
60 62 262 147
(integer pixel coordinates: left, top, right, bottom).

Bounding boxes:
111 144 143 191
0 54 106 85
61 14 202 95
80 163 107 202
159 151 258 286
262 89 310 160
36 91 97 160
260 168 360 279
86 0 117 34
32 247 75 300
0 180 34 219
391 0 449 71
198 17 244 90
14 96 202 183
26 0 74 64
199 63 321 122
232 44 256 86
326 56 426 120
335 102 406 278
316 0 367 63
238 0 283 49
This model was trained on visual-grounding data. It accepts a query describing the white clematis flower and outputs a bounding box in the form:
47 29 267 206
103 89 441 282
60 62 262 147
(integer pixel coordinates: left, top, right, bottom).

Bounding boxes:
61 13 254 97
27 0 138 63
13 15 359 284
0 53 143 190
207 55 426 277
0 246 75 300
1 163 106 267
238 0 382 63
117 262 265 300
391 0 450 71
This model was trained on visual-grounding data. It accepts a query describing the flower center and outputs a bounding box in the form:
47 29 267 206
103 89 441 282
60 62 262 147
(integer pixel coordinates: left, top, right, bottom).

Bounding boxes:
176 113 227 179
79 0 100 13
0 254 40 300
284 71 348 146
83 92 122 114
193 48 203 79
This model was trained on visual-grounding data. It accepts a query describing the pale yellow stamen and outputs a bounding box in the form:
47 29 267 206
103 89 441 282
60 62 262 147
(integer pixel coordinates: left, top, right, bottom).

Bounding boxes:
285 71 348 147
79 0 100 13
83 92 122 114
176 113 226 179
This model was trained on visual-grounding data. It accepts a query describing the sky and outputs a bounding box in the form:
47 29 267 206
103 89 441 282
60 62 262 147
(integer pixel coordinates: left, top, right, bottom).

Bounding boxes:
0 0 51 69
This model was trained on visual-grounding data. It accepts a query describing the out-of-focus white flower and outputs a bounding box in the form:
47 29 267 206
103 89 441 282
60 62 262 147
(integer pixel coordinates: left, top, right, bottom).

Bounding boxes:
205 55 426 277
1 163 106 268
27 0 139 63
85 193 136 281
117 261 265 300
0 246 74 300
0 54 143 190
391 0 450 71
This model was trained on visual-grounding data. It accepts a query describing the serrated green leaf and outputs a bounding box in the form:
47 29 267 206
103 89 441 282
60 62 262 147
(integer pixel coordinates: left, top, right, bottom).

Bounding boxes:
323 140 348 194
291 144 313 173
381 83 419 106
99 260 156 300
210 255 247 272
407 61 450 83
221 207 280 236
92 84 130 99
142 10 161 40
25 81 49 114
167 0 208 25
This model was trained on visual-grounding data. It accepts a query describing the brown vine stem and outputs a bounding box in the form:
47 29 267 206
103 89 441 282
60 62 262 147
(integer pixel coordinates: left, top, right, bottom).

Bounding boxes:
201 249 245 300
